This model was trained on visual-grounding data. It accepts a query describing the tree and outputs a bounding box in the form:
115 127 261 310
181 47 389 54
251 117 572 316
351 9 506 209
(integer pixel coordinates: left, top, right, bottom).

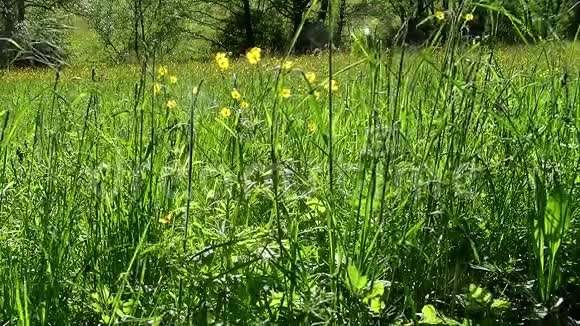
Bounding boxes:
0 0 74 67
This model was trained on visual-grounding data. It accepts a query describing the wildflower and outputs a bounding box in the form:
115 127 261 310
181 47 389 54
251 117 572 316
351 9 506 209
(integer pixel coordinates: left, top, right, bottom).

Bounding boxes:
231 89 242 101
240 101 250 109
282 61 294 71
313 91 321 100
435 11 445 21
154 83 162 95
159 211 174 224
464 13 474 22
325 79 339 92
192 86 199 96
279 88 291 98
246 47 262 65
220 107 232 118
169 76 178 84
307 121 318 133
166 100 177 110
215 52 229 71
158 66 168 77
305 72 316 84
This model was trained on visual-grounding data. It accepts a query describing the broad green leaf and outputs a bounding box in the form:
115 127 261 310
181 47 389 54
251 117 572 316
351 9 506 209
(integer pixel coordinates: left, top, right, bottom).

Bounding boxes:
420 305 442 324
399 218 425 245
491 299 511 310
345 264 367 294
306 197 326 214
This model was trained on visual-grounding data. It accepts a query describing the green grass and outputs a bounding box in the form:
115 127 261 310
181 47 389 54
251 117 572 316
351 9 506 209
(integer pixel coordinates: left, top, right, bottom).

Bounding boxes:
1 38 580 325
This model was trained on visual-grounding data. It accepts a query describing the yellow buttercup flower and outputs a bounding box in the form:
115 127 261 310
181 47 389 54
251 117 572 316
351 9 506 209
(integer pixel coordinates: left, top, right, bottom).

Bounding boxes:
154 83 162 95
166 100 177 110
158 66 168 77
313 91 321 100
159 211 174 224
231 89 241 101
246 47 262 64
324 79 339 92
240 101 250 109
305 72 316 84
279 88 291 98
307 121 318 133
464 13 474 22
435 11 445 21
220 107 232 118
282 61 294 71
169 76 177 84
215 52 229 71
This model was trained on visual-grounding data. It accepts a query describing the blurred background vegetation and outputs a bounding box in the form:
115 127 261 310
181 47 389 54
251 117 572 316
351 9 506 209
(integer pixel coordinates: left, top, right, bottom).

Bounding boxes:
1 0 580 67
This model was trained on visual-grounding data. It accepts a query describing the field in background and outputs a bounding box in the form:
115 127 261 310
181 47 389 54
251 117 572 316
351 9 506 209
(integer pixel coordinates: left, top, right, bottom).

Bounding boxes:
1 39 580 324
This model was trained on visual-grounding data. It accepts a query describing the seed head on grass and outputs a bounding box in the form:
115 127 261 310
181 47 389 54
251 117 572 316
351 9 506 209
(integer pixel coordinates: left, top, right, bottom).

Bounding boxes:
246 47 262 65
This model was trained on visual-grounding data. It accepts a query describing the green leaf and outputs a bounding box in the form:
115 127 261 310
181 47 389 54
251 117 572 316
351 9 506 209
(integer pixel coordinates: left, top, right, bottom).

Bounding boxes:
345 264 367 294
545 185 571 259
421 305 442 324
368 297 384 315
490 299 511 310
399 218 425 245
306 197 326 215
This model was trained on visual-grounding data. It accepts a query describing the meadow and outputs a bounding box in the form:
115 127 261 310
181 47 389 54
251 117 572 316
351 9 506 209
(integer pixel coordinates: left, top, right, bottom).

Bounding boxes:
1 37 580 325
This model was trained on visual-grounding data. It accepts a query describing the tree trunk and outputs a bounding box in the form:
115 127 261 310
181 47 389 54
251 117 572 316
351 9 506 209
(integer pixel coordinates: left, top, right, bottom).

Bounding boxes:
335 0 346 46
16 0 25 24
318 0 328 22
2 0 13 36
1 0 14 66
241 0 255 48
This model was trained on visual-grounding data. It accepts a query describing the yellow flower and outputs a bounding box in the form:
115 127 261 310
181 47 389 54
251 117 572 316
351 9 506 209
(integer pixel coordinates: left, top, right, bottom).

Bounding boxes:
464 13 474 22
192 86 199 96
220 107 232 118
435 11 445 21
313 91 321 100
279 88 291 98
282 61 294 71
158 66 168 77
166 100 177 110
154 83 162 95
240 101 250 109
246 47 262 64
159 211 174 224
307 121 318 133
169 76 177 84
324 79 339 92
231 89 242 101
305 72 316 84
215 52 229 71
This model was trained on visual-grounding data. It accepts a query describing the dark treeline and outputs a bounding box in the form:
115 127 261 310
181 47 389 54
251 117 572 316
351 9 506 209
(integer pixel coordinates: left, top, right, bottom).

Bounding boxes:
1 0 580 67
